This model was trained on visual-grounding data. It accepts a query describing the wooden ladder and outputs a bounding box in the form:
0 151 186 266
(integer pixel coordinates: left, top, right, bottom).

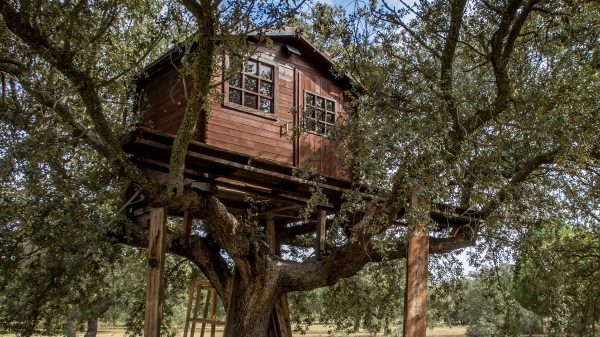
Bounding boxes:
183 280 225 337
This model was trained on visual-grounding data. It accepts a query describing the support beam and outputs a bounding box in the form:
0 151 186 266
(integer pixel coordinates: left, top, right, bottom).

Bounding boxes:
266 212 276 255
316 209 327 259
144 207 167 337
183 211 193 235
403 192 430 337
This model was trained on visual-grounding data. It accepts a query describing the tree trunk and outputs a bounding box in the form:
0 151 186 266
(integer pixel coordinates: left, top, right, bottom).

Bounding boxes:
84 317 99 337
223 270 279 337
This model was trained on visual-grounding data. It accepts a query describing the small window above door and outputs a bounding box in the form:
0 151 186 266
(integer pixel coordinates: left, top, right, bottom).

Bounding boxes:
224 58 278 119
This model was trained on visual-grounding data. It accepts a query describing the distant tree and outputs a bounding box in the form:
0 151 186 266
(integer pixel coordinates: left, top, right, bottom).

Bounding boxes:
513 223 600 336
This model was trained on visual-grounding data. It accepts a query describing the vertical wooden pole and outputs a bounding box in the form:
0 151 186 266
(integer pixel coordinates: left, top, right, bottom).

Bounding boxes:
316 209 327 259
266 212 276 255
183 281 195 337
403 191 429 337
190 283 203 337
199 289 211 337
144 207 167 337
210 289 218 337
183 211 193 235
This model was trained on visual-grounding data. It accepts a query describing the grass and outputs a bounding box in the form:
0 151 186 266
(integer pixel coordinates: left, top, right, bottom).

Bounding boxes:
1 325 468 337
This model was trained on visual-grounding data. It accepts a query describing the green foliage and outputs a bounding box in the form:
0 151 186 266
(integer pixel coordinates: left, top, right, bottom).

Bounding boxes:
513 223 600 336
290 260 405 336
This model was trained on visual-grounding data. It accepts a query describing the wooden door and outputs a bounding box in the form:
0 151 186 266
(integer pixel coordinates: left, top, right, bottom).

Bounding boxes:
294 69 349 180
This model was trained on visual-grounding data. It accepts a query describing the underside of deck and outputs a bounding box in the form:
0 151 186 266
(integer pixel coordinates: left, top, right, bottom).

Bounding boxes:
123 127 481 239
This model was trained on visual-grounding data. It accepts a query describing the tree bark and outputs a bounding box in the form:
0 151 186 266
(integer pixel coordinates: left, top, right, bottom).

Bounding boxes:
84 317 99 337
223 271 278 337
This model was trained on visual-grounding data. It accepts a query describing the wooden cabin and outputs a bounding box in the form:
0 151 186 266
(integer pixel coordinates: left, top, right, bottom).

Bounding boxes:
127 28 357 209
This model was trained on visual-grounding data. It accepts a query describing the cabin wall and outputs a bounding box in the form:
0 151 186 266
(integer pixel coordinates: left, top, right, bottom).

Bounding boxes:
138 40 351 181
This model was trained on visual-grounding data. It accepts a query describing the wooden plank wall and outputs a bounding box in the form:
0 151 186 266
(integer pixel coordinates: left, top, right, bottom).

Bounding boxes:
296 66 350 180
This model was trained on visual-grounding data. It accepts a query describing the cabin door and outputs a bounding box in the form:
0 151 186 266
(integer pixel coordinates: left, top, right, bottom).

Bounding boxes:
294 69 346 180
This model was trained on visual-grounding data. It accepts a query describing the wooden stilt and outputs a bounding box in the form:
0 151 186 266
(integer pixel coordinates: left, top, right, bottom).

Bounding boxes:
403 192 429 337
210 290 218 337
184 211 193 235
144 207 167 337
316 209 326 259
266 212 276 255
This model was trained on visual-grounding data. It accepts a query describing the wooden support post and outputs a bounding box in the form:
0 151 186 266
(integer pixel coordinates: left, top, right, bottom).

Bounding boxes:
316 209 327 259
183 211 193 235
210 289 218 337
266 212 276 255
403 192 429 337
183 281 195 337
144 207 167 337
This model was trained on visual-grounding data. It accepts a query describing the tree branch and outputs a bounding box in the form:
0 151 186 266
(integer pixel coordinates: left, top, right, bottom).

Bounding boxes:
481 146 561 216
167 0 216 197
440 0 468 143
280 225 476 292
111 220 232 303
0 1 161 198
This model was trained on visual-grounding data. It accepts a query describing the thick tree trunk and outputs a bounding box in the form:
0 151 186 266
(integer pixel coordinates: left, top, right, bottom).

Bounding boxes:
223 271 278 337
84 317 99 337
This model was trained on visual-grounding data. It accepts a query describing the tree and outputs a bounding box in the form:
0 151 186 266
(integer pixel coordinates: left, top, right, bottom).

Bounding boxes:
513 223 600 336
1 1 599 337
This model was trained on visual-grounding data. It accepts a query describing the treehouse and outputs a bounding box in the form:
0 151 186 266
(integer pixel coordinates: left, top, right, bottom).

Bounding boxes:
126 28 357 213
123 28 481 337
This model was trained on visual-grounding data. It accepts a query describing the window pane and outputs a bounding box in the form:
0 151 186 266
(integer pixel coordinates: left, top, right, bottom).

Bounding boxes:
326 100 334 112
305 93 314 106
229 73 242 88
316 97 324 108
306 107 315 118
229 89 242 105
244 77 258 92
316 109 325 121
260 82 273 97
259 64 273 80
244 93 258 109
260 98 272 113
245 60 258 75
326 112 335 124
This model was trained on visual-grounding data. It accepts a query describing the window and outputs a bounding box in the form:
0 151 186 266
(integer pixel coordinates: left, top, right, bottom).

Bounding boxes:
304 92 335 136
224 59 276 117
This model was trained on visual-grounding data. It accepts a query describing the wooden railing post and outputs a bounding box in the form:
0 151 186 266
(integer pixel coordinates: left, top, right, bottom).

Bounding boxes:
144 207 167 337
403 191 430 337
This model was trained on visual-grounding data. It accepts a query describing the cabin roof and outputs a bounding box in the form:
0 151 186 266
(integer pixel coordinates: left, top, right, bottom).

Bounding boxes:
138 27 355 90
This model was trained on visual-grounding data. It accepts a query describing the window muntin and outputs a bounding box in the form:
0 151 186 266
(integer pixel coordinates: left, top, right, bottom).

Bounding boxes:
225 59 275 115
304 92 335 136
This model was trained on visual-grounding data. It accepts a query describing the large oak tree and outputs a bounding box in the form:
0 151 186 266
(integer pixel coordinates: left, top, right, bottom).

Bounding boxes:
1 0 598 336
